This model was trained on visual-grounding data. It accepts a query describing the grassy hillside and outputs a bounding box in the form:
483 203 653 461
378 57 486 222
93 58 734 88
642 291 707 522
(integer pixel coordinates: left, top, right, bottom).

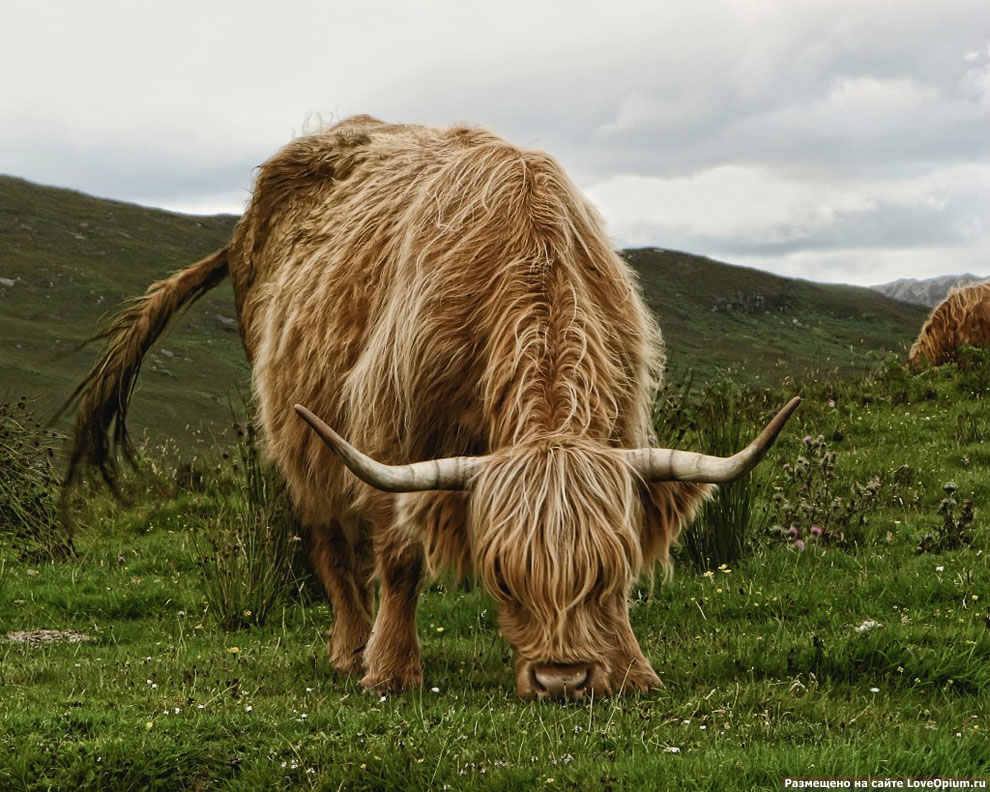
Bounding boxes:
625 248 928 384
0 175 244 448
0 176 928 450
0 176 984 791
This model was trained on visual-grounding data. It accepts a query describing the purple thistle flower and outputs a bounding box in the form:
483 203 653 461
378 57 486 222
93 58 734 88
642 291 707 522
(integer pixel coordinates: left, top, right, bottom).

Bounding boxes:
810 526 822 537
802 435 812 444
795 539 806 551
788 525 799 538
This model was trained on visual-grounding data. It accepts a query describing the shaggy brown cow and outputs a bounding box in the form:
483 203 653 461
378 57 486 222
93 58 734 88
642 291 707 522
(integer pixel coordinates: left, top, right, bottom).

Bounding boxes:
67 115 798 699
908 280 990 370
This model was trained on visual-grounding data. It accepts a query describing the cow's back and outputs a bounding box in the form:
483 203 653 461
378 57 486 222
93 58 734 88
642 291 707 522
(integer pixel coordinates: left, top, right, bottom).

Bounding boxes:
231 116 661 523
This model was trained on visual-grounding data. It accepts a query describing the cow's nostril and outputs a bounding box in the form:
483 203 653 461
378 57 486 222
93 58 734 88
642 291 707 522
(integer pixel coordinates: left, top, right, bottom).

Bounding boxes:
532 663 591 697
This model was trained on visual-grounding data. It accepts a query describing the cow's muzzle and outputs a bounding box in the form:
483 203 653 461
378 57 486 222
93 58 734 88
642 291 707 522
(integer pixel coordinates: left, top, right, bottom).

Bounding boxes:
530 662 593 699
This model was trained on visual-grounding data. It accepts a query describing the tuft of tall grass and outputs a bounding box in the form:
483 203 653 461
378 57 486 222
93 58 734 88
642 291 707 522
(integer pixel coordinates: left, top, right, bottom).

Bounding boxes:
196 419 306 630
651 369 696 449
675 383 767 572
0 397 73 560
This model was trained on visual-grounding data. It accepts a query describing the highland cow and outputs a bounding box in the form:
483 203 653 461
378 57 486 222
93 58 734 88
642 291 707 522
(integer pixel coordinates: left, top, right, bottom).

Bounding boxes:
67 115 798 699
908 280 990 370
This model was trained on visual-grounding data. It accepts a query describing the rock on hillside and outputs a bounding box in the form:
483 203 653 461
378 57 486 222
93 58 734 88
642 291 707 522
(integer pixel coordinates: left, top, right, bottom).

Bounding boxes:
872 274 989 307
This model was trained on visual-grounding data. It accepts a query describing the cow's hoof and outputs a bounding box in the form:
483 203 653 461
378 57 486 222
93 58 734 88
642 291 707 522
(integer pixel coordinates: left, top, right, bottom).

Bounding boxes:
360 665 423 694
326 628 369 676
329 643 367 676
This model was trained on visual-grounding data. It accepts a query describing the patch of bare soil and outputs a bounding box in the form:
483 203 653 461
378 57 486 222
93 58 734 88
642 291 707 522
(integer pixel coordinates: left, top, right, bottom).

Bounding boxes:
4 629 91 645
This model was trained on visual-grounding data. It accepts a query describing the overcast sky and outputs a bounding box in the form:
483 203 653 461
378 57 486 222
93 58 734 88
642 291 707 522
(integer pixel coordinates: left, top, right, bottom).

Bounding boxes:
3 0 988 286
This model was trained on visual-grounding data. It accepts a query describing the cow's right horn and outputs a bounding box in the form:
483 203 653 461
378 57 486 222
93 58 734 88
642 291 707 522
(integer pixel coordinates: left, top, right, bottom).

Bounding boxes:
294 404 490 492
619 396 800 483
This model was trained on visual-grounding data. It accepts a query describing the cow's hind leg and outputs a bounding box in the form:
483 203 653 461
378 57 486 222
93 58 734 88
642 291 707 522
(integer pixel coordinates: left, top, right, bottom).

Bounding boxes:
304 520 374 675
361 525 424 694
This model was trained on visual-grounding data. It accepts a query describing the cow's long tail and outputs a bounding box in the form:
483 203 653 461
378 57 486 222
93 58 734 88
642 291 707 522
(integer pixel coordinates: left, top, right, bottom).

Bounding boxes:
61 247 230 491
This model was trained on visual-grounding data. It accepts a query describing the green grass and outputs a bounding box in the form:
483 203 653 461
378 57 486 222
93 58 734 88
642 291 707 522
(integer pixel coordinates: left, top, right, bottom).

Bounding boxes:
2 359 989 791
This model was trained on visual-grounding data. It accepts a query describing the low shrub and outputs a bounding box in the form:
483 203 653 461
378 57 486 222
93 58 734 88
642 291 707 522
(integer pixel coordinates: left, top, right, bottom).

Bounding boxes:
768 433 882 550
0 397 73 560
196 419 307 629
917 482 978 554
949 346 990 398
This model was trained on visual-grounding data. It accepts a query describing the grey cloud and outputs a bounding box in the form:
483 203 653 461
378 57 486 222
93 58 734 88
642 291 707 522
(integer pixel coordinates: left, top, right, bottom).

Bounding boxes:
0 127 266 211
2 0 988 285
611 190 988 257
698 200 983 258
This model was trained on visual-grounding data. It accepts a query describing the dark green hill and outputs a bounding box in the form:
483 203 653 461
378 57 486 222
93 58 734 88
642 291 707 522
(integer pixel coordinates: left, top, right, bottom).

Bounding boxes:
0 174 243 449
624 248 927 384
0 175 928 450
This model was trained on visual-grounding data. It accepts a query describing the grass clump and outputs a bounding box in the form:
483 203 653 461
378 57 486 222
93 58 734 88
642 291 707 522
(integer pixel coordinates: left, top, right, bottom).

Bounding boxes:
677 383 767 571
0 397 73 560
196 420 305 629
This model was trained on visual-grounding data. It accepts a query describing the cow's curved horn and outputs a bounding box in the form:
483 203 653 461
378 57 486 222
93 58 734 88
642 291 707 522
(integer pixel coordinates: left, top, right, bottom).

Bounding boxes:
294 404 490 492
619 397 800 483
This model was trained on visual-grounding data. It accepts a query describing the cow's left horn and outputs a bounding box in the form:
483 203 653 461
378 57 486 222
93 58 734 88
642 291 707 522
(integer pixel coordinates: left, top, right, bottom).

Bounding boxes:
619 397 800 483
294 404 490 492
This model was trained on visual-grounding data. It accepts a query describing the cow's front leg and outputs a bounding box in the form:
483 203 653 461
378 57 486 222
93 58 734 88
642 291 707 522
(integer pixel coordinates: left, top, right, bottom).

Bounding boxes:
303 520 374 675
361 533 424 693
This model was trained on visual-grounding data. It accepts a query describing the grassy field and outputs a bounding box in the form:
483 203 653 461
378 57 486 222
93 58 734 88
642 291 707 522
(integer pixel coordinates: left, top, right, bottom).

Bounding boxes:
2 356 988 791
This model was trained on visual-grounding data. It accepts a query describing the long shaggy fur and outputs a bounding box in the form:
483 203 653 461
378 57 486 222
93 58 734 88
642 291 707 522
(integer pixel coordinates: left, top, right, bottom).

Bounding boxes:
68 115 710 694
908 280 990 370
472 439 643 660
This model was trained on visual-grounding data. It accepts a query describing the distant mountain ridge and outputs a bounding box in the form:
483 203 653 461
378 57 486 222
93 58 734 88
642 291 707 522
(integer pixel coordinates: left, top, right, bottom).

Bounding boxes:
871 274 989 307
